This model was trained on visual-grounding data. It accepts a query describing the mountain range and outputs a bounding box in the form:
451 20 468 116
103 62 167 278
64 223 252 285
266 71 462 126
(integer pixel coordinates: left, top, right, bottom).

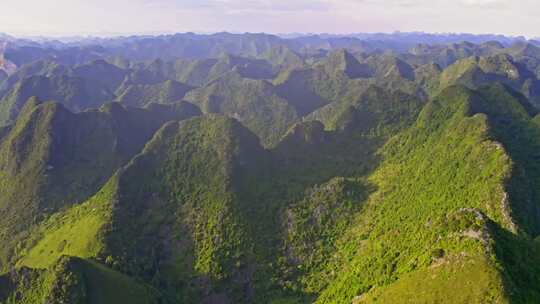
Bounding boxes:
0 32 540 303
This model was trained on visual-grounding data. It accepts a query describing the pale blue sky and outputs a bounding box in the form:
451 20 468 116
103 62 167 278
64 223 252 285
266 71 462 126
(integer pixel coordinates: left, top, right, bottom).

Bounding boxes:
1 0 539 37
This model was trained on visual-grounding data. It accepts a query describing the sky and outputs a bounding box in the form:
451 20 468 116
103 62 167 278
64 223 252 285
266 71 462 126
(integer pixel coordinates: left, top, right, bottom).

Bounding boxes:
1 0 539 38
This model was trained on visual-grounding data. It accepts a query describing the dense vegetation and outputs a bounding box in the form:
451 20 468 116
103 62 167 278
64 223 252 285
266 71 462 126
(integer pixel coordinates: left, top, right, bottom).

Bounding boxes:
1 32 540 303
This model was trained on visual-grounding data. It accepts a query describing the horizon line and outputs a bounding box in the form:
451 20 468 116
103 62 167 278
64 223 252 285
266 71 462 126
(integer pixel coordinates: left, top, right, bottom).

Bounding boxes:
2 30 535 41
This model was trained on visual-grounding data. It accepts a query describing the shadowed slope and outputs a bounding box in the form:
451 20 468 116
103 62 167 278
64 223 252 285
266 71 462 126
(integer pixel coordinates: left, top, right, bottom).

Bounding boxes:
0 99 201 270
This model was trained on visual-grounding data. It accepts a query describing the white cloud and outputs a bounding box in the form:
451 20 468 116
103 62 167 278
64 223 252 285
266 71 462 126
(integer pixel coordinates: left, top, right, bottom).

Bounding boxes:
0 0 539 37
460 0 505 5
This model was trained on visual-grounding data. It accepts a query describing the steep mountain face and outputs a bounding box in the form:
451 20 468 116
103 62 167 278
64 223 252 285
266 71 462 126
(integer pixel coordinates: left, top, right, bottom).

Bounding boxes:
275 50 426 112
115 80 194 107
4 44 105 67
71 59 128 91
3 34 540 304
504 42 540 88
186 72 298 147
404 41 503 68
128 54 278 88
471 85 540 236
0 74 114 126
413 62 442 93
0 59 67 94
261 45 304 69
333 87 510 302
100 116 270 303
15 115 273 303
300 85 540 303
161 58 221 86
0 99 201 270
364 54 415 81
273 49 376 119
438 54 540 106
306 85 424 133
0 52 293 127
324 49 374 79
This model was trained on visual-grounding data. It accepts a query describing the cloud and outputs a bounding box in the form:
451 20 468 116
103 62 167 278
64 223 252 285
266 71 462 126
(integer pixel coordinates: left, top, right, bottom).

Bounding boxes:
460 0 504 5
458 0 509 8
144 0 331 12
1 0 539 37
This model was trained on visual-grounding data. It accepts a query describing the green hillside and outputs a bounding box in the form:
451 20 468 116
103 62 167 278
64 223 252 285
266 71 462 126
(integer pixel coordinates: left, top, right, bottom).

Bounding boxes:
15 115 273 303
312 85 540 303
115 80 194 107
0 99 200 271
0 256 161 304
3 35 540 304
186 72 298 147
0 75 114 126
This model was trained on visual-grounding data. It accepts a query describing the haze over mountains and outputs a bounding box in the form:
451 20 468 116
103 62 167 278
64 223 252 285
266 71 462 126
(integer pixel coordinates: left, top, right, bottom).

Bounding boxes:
1 31 540 303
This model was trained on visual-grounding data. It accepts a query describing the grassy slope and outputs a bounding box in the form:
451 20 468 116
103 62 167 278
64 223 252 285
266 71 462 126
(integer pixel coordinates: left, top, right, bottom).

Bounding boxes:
0 100 201 270
311 86 515 303
17 179 116 269
359 255 505 304
1 256 160 304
